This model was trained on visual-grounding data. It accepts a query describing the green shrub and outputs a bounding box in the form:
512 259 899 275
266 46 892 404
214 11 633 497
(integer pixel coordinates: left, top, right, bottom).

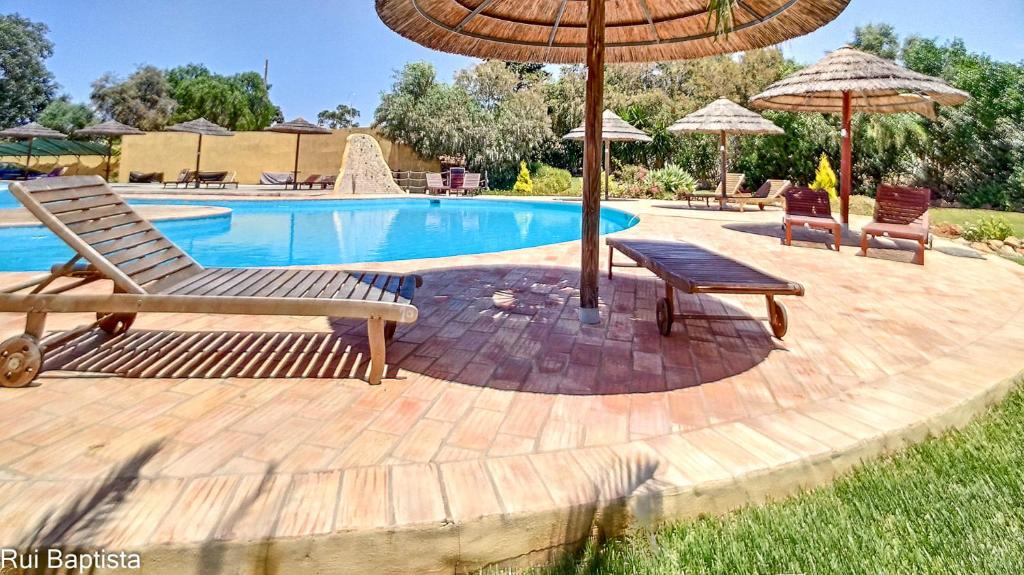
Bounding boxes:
810 153 838 199
615 164 667 199
532 164 572 195
569 173 620 197
961 216 1015 242
512 161 533 195
650 164 697 197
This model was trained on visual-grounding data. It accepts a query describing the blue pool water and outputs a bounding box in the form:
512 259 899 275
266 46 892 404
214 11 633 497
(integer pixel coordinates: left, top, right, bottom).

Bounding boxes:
0 185 639 271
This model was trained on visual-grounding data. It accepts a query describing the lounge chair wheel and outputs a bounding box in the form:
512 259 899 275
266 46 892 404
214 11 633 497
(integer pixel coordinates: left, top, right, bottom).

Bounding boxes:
769 301 788 339
656 298 674 337
0 335 43 388
97 312 136 336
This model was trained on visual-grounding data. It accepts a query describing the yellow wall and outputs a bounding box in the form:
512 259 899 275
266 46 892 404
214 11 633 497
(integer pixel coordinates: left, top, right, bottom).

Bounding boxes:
0 155 114 178
118 129 437 184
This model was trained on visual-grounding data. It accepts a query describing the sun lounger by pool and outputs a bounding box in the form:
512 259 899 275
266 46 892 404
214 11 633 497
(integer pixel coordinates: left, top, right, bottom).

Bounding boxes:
426 173 450 195
730 179 791 212
456 173 482 196
196 171 239 189
859 185 932 265
783 187 841 252
0 176 422 388
679 173 745 207
162 170 195 188
607 238 803 338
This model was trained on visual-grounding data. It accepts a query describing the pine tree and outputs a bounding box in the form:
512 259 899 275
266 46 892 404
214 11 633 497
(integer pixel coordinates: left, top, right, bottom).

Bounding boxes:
810 153 838 199
513 161 533 194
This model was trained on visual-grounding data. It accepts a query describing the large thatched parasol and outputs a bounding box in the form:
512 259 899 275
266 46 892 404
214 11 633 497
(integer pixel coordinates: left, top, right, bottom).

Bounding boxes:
0 123 67 179
751 46 969 223
75 120 144 182
266 118 334 190
377 0 851 324
167 118 234 189
669 98 784 209
564 109 651 201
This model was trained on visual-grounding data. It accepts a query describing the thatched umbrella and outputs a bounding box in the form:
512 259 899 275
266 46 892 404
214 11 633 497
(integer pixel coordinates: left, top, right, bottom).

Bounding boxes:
669 98 784 209
166 118 234 189
377 0 850 324
564 109 651 201
75 120 144 182
0 123 66 179
751 46 969 223
266 118 333 190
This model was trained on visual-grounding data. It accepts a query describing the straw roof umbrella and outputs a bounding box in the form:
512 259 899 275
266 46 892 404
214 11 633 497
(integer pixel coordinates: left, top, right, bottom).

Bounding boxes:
166 118 234 189
377 0 850 324
0 123 67 179
75 120 144 182
669 98 784 209
266 118 333 190
564 110 651 201
751 46 969 223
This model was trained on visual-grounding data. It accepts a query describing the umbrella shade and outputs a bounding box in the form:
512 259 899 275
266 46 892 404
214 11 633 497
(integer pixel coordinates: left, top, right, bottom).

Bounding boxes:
0 123 68 178
751 46 969 223
670 98 784 209
379 0 849 324
76 121 144 182
377 0 851 64
564 110 651 201
267 118 334 190
167 118 233 188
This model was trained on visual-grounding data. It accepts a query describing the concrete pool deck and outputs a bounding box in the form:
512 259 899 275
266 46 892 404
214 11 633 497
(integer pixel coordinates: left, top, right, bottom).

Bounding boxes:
0 203 1021 574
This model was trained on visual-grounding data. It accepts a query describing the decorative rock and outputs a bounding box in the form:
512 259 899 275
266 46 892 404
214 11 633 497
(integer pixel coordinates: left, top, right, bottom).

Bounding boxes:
971 242 993 253
987 239 1004 250
1000 245 1018 257
336 134 406 195
1004 236 1022 249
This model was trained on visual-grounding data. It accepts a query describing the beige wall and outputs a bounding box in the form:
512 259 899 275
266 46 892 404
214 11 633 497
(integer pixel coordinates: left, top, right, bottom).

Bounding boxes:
0 155 113 178
118 129 437 184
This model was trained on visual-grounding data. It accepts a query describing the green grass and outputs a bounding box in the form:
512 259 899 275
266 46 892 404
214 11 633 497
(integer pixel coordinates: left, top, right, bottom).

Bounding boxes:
931 208 1024 237
530 380 1024 575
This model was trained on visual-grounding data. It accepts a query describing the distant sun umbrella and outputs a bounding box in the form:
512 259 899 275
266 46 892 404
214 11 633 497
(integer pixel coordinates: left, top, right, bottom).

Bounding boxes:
564 110 651 201
75 120 144 183
266 118 333 190
669 98 784 209
751 46 969 224
376 0 850 325
0 123 66 179
166 118 234 189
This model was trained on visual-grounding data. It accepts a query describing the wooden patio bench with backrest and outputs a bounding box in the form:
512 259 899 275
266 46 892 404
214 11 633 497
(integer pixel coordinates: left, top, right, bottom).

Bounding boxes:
859 184 932 265
0 176 422 388
730 179 791 212
607 238 804 339
783 187 842 252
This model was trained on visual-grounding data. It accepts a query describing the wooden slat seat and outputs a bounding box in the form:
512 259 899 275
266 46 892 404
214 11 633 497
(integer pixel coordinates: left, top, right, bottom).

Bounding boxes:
783 187 842 252
607 238 803 339
0 176 422 388
859 185 932 265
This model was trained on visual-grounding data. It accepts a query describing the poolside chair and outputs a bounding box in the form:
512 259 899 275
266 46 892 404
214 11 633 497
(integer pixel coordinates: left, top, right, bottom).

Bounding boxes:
199 171 239 189
426 173 450 195
448 167 466 192
0 176 422 388
260 172 294 187
783 187 842 252
129 171 164 184
162 170 194 189
730 179 791 212
859 185 932 265
679 173 745 207
297 174 323 189
318 175 336 190
455 173 482 196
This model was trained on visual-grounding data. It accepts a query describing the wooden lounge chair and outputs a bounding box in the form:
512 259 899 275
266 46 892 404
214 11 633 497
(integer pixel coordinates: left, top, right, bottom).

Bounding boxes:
426 173 450 195
0 176 422 388
199 171 239 189
730 179 791 212
454 173 482 196
607 238 803 339
679 173 744 207
162 170 194 188
859 184 932 265
783 187 841 252
296 174 323 189
318 175 336 190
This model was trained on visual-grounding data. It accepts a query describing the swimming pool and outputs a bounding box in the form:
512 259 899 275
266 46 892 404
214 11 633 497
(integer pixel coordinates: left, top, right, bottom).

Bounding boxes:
0 185 639 271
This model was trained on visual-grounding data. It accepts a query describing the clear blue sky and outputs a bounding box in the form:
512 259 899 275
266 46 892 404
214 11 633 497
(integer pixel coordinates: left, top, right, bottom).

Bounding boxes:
5 0 1023 124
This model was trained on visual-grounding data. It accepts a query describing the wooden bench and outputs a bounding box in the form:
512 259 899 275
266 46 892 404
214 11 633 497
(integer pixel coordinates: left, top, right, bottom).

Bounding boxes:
607 238 804 339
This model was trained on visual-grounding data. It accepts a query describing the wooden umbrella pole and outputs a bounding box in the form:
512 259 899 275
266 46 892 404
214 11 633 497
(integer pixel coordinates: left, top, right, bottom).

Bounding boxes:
105 138 113 183
719 131 728 210
194 133 203 189
293 133 302 190
604 140 611 201
579 0 605 325
841 91 852 224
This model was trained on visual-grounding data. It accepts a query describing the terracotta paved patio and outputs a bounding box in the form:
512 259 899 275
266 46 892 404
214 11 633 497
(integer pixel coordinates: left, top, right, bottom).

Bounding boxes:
0 202 1022 574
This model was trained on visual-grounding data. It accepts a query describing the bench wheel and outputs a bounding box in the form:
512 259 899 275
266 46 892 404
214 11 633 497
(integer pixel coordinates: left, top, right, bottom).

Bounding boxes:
1 335 43 389
97 313 136 336
384 321 398 342
769 301 789 339
656 298 674 337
